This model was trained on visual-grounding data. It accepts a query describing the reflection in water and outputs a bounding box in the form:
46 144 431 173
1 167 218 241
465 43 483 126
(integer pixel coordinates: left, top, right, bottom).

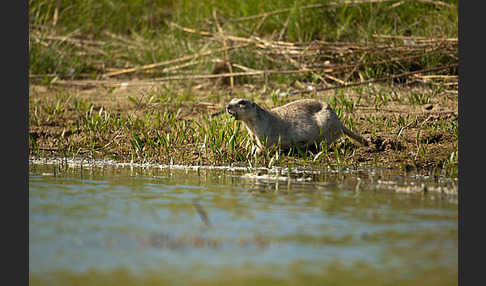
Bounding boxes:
29 162 458 285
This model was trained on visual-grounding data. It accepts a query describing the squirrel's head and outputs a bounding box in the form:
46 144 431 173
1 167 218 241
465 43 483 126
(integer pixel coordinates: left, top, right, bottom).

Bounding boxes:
226 98 257 121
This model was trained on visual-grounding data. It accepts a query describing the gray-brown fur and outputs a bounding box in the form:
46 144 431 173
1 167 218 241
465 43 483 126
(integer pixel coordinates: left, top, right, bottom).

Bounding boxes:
226 98 368 154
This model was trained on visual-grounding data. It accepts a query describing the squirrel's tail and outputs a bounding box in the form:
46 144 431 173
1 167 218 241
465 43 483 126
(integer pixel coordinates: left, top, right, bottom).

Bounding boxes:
342 126 369 146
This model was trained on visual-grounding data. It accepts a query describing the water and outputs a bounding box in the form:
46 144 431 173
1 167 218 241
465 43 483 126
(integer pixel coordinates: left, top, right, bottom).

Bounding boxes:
29 160 458 285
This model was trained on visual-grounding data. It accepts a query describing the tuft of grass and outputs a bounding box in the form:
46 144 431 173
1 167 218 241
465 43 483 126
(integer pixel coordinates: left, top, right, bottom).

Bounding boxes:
408 91 431 105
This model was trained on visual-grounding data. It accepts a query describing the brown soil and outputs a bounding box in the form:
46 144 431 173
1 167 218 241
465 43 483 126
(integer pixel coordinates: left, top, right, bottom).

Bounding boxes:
29 79 458 175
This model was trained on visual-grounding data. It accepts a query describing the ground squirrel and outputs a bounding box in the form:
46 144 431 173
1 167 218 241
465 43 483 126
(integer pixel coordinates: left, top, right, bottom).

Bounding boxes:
226 98 368 154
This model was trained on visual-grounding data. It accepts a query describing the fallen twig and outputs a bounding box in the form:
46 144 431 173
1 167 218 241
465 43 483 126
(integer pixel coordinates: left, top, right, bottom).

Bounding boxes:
372 33 458 42
52 62 456 88
34 33 106 46
213 9 235 88
323 73 346 85
308 49 450 73
168 21 256 44
290 64 457 94
232 63 260 72
412 74 458 80
342 52 367 83
103 43 249 77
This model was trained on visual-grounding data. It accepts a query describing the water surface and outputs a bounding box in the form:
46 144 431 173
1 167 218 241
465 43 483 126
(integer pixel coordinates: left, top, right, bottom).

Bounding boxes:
29 161 458 285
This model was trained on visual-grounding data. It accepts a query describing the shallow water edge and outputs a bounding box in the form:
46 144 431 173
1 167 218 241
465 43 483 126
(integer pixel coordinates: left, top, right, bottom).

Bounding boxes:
29 156 458 196
29 157 458 286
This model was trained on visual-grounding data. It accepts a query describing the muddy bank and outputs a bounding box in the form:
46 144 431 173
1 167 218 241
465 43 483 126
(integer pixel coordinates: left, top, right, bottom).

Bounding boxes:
29 80 458 177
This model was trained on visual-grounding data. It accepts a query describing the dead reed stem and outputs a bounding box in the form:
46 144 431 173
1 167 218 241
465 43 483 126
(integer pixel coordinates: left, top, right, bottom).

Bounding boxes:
213 9 234 89
103 43 249 77
290 64 457 94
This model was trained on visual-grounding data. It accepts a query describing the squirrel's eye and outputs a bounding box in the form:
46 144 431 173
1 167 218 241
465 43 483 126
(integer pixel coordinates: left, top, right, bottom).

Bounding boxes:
239 101 247 106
